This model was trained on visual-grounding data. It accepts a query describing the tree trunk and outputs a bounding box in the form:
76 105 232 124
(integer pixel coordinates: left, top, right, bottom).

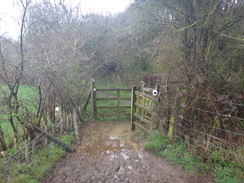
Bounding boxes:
48 95 56 134
14 135 18 151
43 111 48 144
0 126 7 152
60 114 63 134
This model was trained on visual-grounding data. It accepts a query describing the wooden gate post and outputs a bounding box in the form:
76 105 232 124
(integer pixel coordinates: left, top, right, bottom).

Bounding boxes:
131 86 136 130
91 79 98 119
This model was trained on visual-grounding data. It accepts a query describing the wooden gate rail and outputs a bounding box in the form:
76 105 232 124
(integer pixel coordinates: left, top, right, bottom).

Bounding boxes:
131 82 160 133
90 79 131 119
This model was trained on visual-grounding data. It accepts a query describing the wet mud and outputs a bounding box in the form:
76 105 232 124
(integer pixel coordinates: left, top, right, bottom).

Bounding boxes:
45 121 214 183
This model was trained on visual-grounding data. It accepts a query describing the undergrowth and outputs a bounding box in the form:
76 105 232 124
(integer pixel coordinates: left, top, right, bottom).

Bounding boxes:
134 130 243 183
0 135 74 183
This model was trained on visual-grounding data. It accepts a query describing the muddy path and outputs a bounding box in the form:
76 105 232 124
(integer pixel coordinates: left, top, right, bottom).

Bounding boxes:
45 121 213 183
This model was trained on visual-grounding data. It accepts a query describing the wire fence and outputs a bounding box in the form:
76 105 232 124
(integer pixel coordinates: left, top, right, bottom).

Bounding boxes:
0 123 74 181
174 91 244 163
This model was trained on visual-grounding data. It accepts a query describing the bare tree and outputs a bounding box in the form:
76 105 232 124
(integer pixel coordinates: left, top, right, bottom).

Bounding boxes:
0 0 32 151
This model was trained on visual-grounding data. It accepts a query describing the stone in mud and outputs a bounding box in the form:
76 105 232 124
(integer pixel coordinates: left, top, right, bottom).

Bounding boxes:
113 174 118 179
117 166 125 175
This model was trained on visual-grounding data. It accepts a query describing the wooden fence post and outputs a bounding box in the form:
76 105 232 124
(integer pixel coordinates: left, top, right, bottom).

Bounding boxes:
131 86 136 130
168 88 187 138
91 79 98 119
73 107 80 144
168 112 177 138
25 139 29 163
32 137 36 154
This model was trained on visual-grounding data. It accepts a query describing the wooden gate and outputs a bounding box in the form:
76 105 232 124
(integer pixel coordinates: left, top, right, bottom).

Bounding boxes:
89 79 131 119
131 81 160 133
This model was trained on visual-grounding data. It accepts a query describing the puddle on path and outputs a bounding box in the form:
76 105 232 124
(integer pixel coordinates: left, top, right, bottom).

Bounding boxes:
76 121 139 159
47 120 214 183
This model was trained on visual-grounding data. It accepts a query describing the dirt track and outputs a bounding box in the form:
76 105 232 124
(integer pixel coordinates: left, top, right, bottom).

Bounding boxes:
45 121 213 183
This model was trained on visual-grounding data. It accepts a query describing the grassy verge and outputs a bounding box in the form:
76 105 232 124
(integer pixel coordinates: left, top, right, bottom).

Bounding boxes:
0 135 74 183
133 130 243 183
0 85 39 152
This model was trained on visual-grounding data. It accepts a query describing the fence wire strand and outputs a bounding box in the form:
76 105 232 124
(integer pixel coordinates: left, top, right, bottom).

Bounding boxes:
182 117 244 137
191 107 244 121
178 123 243 148
185 93 244 107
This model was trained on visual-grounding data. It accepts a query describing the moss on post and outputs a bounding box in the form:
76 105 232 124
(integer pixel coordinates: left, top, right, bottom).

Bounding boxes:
168 88 187 138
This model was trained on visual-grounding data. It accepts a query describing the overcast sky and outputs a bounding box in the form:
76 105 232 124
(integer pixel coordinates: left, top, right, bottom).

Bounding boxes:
0 0 133 39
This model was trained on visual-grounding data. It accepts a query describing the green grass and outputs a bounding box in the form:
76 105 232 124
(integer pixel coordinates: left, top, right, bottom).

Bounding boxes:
134 130 243 183
0 85 39 150
83 86 131 121
0 135 74 183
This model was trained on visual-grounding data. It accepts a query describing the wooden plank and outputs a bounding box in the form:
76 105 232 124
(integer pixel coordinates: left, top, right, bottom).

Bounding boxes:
34 126 75 152
97 97 131 101
134 122 150 133
99 112 130 117
97 88 119 92
97 105 130 109
98 106 117 109
96 88 130 92
135 91 159 103
120 88 131 91
120 106 131 108
141 87 154 92
134 113 153 126
97 97 117 100
120 97 131 101
135 103 157 116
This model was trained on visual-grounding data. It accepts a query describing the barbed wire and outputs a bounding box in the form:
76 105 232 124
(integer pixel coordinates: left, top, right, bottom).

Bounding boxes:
210 143 244 159
177 130 244 159
191 107 244 121
178 123 243 148
182 117 244 137
185 93 244 107
0 123 67 165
